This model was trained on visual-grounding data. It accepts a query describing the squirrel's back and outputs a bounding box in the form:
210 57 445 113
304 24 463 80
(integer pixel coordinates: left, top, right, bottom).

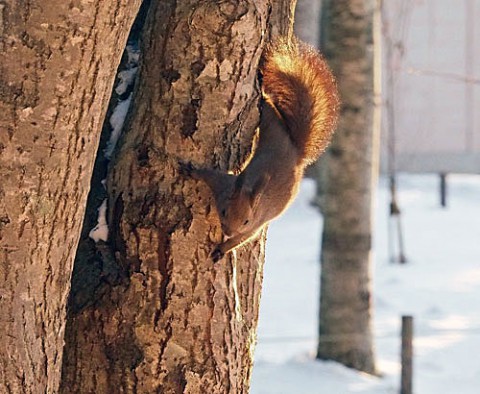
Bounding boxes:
260 37 339 165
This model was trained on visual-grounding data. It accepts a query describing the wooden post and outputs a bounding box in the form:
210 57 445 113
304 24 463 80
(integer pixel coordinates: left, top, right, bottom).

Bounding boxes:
440 173 447 208
400 315 413 394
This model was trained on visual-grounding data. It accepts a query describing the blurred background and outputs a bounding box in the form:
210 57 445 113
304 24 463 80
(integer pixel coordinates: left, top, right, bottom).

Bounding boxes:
251 1 480 393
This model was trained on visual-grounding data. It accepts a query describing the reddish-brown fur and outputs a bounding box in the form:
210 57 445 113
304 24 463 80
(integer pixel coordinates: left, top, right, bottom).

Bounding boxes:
261 37 340 165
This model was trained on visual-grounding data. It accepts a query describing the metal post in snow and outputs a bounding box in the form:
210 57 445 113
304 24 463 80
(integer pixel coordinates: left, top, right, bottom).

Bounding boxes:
400 315 413 394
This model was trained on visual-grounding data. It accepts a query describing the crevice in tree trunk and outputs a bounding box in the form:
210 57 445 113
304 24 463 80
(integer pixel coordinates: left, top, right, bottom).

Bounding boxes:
64 0 152 316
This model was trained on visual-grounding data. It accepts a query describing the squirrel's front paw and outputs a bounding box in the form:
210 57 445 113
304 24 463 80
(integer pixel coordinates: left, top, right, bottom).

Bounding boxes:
211 247 224 263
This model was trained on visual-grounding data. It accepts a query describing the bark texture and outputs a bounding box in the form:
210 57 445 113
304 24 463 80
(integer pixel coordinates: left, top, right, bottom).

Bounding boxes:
317 0 379 374
61 1 294 392
0 1 141 393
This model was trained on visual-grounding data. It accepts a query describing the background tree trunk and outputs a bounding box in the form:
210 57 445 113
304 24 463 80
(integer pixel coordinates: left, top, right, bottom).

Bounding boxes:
0 1 141 392
316 0 380 374
61 0 295 392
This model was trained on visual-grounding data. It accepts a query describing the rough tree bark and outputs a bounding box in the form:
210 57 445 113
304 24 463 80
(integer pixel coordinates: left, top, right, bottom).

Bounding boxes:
0 1 141 392
61 1 295 393
317 0 380 374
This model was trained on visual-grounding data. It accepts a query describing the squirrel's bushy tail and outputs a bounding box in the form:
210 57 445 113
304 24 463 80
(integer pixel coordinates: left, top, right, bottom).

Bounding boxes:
261 37 340 165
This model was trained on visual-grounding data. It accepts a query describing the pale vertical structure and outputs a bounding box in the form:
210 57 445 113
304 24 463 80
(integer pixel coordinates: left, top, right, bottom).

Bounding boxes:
294 0 321 46
464 0 475 152
317 0 380 374
0 1 141 392
61 0 295 392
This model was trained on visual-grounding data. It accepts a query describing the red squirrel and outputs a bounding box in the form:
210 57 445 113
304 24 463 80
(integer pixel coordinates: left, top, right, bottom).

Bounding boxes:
181 37 339 262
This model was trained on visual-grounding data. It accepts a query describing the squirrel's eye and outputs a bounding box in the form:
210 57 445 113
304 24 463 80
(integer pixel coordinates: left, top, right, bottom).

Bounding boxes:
243 219 249 225
221 209 226 217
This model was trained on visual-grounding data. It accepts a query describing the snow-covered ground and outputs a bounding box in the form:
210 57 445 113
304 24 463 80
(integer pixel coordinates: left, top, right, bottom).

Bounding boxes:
251 174 480 394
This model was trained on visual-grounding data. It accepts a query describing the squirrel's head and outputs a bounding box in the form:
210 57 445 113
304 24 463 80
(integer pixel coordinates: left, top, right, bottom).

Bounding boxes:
220 189 255 238
219 174 268 238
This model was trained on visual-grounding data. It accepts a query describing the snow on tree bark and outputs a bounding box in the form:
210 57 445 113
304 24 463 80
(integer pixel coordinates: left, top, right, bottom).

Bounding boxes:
0 1 141 392
61 1 295 393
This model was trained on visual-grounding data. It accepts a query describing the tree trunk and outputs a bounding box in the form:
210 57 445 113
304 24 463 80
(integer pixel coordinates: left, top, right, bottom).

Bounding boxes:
317 0 380 374
61 1 294 392
0 1 141 392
